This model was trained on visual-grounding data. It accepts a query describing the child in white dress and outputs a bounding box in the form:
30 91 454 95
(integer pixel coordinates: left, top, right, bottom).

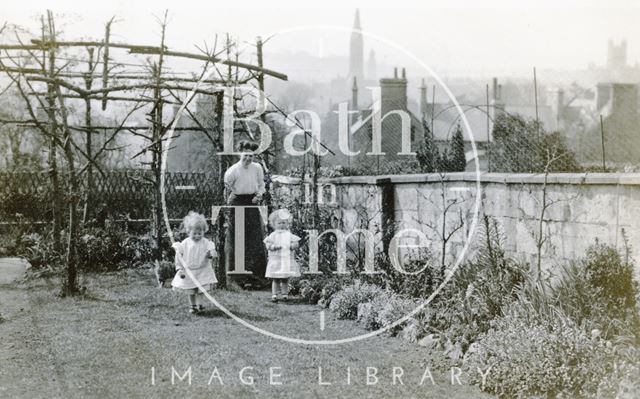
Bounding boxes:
171 211 218 314
264 209 301 302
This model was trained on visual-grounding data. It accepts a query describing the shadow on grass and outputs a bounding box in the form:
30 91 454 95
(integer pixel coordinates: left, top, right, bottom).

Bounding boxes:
76 293 115 303
198 307 272 322
277 297 310 305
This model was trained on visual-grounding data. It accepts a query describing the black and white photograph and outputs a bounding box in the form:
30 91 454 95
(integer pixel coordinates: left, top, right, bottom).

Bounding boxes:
0 1 639 398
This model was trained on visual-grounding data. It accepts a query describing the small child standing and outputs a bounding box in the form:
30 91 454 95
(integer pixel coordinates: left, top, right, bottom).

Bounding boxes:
171 211 218 314
264 209 301 302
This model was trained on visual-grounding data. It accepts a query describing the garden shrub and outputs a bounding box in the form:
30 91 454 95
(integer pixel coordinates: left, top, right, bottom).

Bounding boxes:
463 241 640 398
0 215 48 257
425 216 527 351
0 185 54 223
464 302 628 398
356 291 420 341
357 216 526 351
289 275 352 306
596 345 640 398
329 281 385 319
76 222 156 271
583 242 638 322
550 257 639 340
356 294 386 330
16 220 157 272
18 232 63 269
123 233 156 266
374 294 420 334
517 242 639 340
0 230 21 257
77 224 130 271
365 249 441 299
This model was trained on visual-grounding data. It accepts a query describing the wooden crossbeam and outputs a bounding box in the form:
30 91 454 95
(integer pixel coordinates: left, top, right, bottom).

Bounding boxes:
0 65 232 84
129 48 288 81
14 39 288 81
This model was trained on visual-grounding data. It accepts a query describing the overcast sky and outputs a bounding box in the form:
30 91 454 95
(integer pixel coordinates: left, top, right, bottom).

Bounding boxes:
3 0 640 73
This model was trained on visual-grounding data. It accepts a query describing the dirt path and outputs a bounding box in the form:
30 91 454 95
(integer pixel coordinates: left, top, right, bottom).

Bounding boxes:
0 267 492 398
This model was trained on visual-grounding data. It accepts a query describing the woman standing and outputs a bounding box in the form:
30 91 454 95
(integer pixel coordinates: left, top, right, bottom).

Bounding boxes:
223 141 268 287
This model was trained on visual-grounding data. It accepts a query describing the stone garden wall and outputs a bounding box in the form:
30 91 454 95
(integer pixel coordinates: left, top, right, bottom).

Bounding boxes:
272 172 640 274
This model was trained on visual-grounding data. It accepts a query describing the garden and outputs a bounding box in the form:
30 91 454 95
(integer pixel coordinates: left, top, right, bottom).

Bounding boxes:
0 10 639 399
2 195 639 398
279 208 640 398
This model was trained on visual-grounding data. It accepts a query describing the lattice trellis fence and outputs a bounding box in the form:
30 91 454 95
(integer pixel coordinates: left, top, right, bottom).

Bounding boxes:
0 170 221 224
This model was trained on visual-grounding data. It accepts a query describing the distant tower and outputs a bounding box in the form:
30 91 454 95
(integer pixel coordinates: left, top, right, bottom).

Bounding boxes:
351 76 359 110
366 49 377 82
490 77 505 121
419 78 428 118
607 39 627 70
349 9 364 90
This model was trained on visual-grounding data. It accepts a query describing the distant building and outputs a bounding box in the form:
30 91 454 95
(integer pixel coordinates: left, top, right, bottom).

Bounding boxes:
608 40 628 71
366 49 377 83
343 67 426 171
587 39 640 84
582 82 640 165
328 9 377 111
348 9 364 101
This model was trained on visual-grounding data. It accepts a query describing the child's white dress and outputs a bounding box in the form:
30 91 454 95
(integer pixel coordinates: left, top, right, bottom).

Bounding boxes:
264 230 301 279
171 237 218 293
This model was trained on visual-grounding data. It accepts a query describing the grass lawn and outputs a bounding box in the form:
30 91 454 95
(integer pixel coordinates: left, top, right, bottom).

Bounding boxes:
0 268 493 398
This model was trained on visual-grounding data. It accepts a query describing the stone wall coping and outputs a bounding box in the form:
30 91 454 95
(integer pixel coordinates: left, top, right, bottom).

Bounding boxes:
273 173 640 186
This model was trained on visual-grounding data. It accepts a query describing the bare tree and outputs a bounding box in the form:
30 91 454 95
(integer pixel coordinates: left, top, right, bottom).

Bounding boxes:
417 173 469 276
519 145 580 287
0 10 289 294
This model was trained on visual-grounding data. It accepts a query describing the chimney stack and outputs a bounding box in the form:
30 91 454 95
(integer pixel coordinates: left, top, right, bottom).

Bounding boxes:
557 89 564 125
612 83 638 118
420 78 428 117
380 66 408 113
490 77 505 119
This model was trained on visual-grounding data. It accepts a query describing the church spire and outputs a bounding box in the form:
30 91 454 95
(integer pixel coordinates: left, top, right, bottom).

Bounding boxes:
348 9 364 91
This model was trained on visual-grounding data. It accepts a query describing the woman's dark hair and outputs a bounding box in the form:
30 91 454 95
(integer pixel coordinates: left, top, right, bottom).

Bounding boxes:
237 140 259 152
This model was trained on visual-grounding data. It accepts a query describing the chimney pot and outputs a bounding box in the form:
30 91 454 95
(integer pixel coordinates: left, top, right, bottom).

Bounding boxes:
394 67 398 78
492 77 498 100
402 67 406 79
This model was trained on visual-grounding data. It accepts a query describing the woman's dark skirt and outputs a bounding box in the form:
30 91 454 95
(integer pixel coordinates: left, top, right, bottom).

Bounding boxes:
224 193 268 288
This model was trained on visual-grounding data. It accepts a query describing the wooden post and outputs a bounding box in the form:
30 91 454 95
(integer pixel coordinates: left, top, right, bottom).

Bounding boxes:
256 37 266 117
43 13 62 252
600 114 606 172
151 66 164 261
312 151 320 230
256 36 272 212
83 47 94 223
486 83 491 172
102 18 112 111
214 90 228 289
378 177 395 254
534 67 540 137
431 84 436 137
